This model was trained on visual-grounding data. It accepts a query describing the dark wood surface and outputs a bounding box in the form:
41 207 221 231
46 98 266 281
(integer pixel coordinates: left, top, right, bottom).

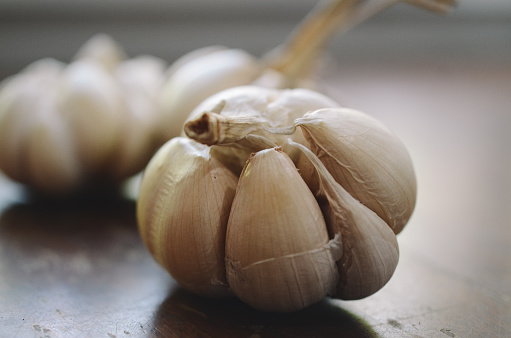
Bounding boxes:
1 56 510 337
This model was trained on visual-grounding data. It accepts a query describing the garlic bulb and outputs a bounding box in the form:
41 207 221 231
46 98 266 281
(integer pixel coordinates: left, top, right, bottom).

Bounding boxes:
137 85 417 312
0 34 167 194
137 0 450 312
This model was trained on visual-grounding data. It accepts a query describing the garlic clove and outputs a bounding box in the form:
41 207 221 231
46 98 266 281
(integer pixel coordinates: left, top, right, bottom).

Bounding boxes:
225 147 341 312
24 107 82 193
137 137 237 297
164 45 227 78
295 108 417 234
158 48 262 142
107 56 167 178
73 33 126 72
289 140 399 300
56 60 124 173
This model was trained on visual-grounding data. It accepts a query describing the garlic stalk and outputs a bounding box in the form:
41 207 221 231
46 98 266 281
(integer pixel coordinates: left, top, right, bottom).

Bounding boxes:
157 0 360 140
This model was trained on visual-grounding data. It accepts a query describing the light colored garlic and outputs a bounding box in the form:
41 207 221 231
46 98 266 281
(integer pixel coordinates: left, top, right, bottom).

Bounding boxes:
137 85 416 312
0 59 83 193
157 47 262 141
0 34 167 194
137 137 237 297
226 147 342 312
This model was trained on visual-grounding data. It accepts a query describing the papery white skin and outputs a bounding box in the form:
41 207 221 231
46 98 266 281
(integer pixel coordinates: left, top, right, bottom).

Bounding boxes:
184 91 416 235
0 34 167 193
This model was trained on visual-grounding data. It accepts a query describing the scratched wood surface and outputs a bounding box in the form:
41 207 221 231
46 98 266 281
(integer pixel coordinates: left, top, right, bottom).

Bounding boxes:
0 41 510 338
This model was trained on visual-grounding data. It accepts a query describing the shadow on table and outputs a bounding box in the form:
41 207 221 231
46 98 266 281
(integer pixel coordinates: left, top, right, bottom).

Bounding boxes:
0 189 137 235
151 287 378 337
0 194 141 285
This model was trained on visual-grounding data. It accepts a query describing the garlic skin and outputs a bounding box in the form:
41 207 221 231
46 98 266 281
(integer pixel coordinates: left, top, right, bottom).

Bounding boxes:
183 86 340 173
0 34 167 194
226 148 341 312
295 108 417 234
137 137 237 297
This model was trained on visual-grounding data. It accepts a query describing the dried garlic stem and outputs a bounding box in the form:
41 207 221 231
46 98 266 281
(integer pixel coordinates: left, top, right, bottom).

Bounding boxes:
404 0 457 13
266 0 361 84
184 112 269 147
266 0 455 85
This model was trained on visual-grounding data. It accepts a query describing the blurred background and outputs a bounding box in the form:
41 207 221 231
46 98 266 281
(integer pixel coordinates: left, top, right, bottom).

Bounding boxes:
0 0 510 79
0 1 510 336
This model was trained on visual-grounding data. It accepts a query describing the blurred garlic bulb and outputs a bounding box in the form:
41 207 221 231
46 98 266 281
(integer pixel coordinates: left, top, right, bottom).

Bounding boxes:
157 47 263 141
137 85 417 312
0 34 167 194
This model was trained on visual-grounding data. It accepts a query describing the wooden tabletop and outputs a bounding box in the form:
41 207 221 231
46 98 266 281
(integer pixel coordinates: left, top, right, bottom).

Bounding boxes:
1 53 510 337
